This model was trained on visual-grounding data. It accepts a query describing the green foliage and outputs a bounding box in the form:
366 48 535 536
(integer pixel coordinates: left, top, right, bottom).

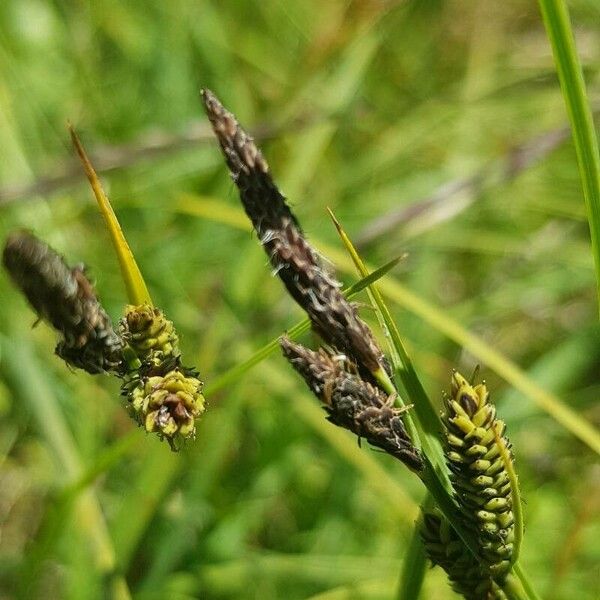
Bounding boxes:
538 0 600 310
0 1 598 599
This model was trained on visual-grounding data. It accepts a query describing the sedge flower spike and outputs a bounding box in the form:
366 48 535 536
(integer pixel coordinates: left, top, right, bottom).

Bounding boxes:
120 304 205 449
120 304 180 368
201 89 387 380
421 509 508 600
281 337 423 472
2 230 123 374
443 372 516 578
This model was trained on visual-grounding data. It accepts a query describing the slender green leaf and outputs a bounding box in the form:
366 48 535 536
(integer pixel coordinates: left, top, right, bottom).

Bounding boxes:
538 0 600 310
205 255 404 395
327 209 449 479
396 509 429 600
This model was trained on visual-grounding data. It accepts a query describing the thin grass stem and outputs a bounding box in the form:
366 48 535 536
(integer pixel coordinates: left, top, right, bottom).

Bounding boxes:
538 0 600 311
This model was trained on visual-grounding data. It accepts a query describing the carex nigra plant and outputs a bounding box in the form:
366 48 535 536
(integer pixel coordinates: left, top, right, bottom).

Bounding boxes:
2 89 535 600
2 135 206 450
201 89 531 600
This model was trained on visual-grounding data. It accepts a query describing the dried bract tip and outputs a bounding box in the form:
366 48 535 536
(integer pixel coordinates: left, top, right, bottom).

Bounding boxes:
128 368 205 448
2 230 123 374
421 510 508 600
444 371 515 579
281 337 423 472
203 90 385 377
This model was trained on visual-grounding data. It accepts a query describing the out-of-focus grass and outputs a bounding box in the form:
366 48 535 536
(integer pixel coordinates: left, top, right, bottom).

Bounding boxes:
0 2 599 599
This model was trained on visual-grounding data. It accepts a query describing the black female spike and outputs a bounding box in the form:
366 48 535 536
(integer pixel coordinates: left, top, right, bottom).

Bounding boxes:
2 230 123 374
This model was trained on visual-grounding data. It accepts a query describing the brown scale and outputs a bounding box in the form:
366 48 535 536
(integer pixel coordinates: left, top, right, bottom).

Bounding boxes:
280 337 423 472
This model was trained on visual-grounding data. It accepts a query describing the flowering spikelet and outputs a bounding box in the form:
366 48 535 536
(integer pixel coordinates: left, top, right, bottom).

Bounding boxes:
128 369 205 447
2 230 123 374
119 304 205 447
443 371 515 579
120 304 180 368
421 510 508 600
202 89 386 378
281 337 423 472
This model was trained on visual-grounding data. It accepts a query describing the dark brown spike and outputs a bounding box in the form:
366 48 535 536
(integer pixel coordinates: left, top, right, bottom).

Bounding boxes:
203 90 385 377
3 230 123 374
200 88 300 233
281 337 423 472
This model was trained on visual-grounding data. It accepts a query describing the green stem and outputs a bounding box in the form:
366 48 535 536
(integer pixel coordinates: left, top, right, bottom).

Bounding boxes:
538 0 600 312
512 562 543 600
396 497 434 600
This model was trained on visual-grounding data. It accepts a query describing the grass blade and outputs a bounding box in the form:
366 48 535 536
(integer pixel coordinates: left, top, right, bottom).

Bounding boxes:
327 209 448 478
538 0 600 309
70 126 152 306
0 335 131 600
396 513 428 600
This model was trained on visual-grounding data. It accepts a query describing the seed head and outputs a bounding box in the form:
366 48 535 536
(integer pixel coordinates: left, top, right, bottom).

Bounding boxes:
202 89 386 378
421 510 508 600
128 368 205 448
2 230 123 374
443 371 516 579
281 337 423 472
120 304 180 369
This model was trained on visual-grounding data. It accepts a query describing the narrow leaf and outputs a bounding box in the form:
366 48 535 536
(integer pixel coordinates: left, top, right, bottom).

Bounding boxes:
206 255 404 395
396 514 428 600
538 0 600 312
327 209 448 481
70 126 152 306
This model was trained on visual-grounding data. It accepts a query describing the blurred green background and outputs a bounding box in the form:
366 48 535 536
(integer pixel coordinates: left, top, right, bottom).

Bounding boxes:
0 1 599 599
